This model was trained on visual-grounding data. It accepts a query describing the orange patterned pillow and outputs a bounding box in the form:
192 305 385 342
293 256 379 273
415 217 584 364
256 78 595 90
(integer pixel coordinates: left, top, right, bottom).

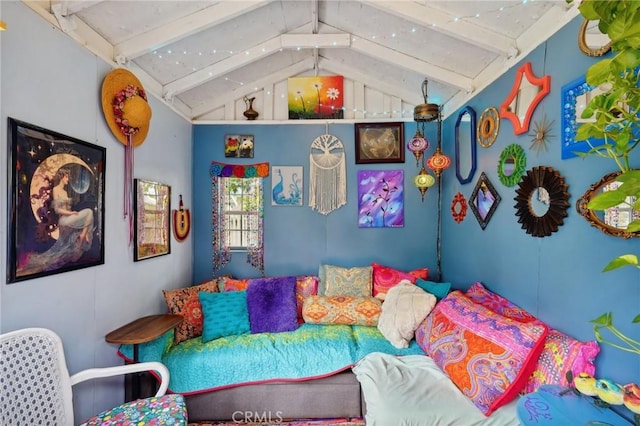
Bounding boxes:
295 275 319 321
163 279 220 344
302 295 381 326
371 263 429 300
221 277 251 292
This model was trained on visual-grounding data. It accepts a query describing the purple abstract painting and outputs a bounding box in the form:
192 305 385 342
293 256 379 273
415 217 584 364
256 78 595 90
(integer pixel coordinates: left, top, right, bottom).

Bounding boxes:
357 170 404 228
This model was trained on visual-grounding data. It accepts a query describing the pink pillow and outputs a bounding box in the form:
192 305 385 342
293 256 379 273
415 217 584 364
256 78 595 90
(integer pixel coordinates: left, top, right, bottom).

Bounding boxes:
416 291 548 416
371 263 428 300
465 282 599 394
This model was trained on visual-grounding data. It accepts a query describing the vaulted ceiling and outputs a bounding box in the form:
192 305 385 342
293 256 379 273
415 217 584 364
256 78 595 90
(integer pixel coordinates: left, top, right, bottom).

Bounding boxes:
23 0 580 122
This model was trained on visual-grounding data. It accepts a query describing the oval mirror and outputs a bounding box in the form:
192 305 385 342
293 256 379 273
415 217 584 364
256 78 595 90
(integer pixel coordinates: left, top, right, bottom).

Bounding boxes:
455 106 477 185
500 62 550 135
576 171 640 239
578 19 612 57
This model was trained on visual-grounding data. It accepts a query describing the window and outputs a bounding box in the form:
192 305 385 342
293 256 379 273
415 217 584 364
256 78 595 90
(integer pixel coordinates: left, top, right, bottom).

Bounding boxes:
222 177 261 249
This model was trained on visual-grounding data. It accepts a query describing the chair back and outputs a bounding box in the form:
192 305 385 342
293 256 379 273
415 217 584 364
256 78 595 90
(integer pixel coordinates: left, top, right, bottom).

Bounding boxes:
0 328 75 425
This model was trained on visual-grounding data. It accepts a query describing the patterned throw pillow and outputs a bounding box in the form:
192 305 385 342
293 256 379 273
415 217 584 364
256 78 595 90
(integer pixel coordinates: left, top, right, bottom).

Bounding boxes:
371 263 430 300
415 291 548 416
323 265 373 297
465 282 600 395
220 277 251 292
295 275 319 321
162 280 220 344
199 291 250 342
302 295 382 326
464 281 538 323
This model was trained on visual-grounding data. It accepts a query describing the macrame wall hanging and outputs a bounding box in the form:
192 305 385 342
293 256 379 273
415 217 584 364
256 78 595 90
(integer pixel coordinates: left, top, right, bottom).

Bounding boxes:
308 129 347 215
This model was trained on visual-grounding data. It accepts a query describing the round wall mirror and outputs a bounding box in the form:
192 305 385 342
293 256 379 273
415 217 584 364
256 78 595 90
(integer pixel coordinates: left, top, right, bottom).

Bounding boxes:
514 166 570 238
576 171 640 239
578 19 612 57
477 107 500 148
497 144 526 187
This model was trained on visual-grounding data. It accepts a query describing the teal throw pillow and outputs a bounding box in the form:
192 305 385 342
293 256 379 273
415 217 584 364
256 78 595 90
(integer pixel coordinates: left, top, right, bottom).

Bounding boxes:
199 291 250 342
415 279 451 300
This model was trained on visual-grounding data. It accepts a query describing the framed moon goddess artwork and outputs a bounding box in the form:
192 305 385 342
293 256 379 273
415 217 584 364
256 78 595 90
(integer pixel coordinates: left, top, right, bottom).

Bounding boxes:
7 118 106 283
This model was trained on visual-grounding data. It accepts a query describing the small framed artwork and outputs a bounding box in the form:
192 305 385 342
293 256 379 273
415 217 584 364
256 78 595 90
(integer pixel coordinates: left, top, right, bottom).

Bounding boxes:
134 179 171 261
7 117 106 283
354 122 405 164
469 172 501 230
358 170 404 228
272 166 303 206
225 134 254 158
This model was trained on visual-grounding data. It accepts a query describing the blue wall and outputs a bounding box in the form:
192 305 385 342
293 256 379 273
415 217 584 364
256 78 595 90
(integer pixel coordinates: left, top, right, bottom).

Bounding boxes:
440 17 639 386
192 16 639 386
193 123 440 281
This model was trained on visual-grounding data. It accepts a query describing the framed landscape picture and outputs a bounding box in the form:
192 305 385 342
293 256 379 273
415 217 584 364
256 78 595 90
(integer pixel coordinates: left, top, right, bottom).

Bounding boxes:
7 118 106 283
134 179 171 261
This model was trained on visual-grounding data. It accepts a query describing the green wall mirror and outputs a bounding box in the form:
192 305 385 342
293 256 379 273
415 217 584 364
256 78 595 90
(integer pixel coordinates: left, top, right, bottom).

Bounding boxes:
497 144 526 187
455 106 477 185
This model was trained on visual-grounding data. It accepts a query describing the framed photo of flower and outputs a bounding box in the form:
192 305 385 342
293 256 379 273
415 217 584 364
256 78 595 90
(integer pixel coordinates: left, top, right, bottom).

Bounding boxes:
357 170 404 228
287 76 344 119
355 122 405 164
6 118 106 283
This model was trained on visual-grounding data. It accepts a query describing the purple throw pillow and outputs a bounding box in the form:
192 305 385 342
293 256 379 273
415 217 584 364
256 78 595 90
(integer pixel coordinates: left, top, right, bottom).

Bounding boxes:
246 276 299 334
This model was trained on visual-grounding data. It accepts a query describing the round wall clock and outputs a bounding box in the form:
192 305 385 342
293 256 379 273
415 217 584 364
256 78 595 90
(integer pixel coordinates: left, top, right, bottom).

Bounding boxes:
477 107 500 148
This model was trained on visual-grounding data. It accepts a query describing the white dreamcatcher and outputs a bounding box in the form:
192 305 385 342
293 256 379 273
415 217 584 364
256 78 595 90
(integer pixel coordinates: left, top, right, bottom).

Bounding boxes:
309 132 346 215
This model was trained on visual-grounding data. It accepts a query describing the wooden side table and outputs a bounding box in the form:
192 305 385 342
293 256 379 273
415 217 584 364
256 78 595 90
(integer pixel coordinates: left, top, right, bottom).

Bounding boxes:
517 384 634 425
106 314 182 400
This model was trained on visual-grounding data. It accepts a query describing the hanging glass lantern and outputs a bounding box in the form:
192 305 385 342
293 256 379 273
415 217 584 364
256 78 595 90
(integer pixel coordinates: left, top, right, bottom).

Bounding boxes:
426 147 451 178
413 167 435 201
407 130 429 167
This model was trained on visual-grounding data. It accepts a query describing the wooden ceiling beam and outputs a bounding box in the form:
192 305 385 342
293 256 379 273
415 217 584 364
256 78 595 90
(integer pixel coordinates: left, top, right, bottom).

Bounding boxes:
114 1 270 62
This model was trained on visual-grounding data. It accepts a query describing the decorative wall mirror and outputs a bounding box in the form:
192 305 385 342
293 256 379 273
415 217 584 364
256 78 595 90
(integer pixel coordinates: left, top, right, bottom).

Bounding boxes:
477 107 500 148
455 106 477 185
514 166 570 238
134 179 171 261
497 144 526 187
500 62 551 135
576 171 640 239
451 192 468 224
578 19 612 57
469 172 501 230
561 75 606 159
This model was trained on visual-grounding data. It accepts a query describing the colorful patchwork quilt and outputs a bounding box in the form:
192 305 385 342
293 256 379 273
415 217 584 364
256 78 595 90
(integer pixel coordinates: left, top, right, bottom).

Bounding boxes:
118 324 423 394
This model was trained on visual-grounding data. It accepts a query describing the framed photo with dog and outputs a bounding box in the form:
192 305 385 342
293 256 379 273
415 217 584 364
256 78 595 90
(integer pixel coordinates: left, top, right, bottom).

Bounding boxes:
225 134 254 158
6 118 106 283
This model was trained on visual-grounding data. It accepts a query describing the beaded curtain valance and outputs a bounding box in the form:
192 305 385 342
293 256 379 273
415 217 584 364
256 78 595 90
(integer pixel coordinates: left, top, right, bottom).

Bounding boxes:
210 162 270 178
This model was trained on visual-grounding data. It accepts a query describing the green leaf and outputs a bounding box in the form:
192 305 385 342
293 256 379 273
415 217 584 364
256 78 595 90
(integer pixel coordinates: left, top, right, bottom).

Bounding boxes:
633 314 640 324
627 220 640 232
591 312 613 327
586 58 614 87
602 254 639 271
587 189 629 209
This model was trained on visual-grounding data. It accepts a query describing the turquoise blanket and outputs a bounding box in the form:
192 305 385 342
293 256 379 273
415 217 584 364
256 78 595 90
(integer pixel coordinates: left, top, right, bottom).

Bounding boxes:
119 324 423 394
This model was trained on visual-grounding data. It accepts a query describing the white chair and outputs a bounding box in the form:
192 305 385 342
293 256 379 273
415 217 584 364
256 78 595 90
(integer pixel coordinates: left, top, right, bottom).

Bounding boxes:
0 327 187 425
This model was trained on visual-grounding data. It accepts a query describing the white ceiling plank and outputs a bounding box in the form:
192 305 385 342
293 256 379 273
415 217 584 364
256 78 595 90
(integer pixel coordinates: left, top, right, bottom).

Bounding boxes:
350 37 473 92
281 33 351 48
318 57 422 106
515 3 580 59
191 57 316 120
51 0 105 16
366 1 517 58
163 36 284 98
115 1 271 61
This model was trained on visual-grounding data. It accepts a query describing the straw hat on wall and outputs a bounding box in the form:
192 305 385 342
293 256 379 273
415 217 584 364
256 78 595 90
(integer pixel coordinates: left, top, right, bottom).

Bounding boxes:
101 68 152 147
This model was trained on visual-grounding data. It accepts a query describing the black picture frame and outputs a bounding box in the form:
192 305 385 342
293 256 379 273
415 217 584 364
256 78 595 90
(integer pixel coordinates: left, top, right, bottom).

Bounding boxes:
354 122 405 164
7 118 106 283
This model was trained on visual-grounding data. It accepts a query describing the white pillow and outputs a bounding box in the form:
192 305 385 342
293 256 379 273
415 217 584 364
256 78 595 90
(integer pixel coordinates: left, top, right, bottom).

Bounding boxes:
377 281 436 348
